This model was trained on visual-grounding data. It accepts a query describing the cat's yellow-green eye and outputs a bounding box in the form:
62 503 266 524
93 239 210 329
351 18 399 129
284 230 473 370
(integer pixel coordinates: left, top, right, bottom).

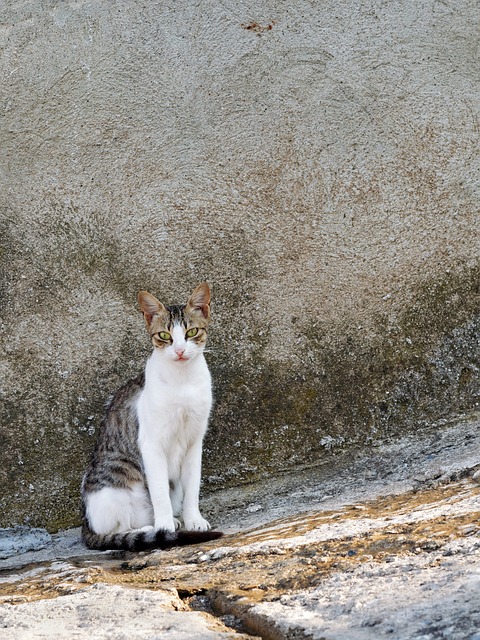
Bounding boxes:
186 327 198 339
158 331 171 342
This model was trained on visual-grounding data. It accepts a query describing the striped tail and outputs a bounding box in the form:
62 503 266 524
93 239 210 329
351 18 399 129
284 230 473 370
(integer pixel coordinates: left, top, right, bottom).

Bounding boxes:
82 523 223 551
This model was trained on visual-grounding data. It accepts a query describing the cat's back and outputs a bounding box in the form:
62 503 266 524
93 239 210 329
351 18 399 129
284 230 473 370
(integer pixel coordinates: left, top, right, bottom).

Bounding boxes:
106 372 145 418
83 373 145 491
99 372 145 445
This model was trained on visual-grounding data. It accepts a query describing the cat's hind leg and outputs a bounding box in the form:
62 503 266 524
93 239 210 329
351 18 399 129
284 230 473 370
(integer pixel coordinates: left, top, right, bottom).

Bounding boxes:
85 487 131 534
170 481 183 516
85 484 153 534
129 482 155 529
169 481 183 530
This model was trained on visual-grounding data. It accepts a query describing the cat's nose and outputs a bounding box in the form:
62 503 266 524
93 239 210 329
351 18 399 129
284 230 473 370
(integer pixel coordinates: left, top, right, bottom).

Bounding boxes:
175 346 185 356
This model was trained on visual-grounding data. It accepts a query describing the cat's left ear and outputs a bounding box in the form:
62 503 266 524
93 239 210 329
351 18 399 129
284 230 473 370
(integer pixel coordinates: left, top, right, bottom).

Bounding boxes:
138 290 167 326
186 282 211 320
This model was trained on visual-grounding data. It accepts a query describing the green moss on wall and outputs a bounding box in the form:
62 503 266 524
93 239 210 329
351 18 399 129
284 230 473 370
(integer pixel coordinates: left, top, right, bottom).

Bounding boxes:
202 264 480 487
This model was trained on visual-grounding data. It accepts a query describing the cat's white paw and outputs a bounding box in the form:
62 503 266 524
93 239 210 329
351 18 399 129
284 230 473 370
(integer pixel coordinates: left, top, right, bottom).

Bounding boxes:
154 518 176 533
184 515 211 532
173 517 182 530
138 525 154 533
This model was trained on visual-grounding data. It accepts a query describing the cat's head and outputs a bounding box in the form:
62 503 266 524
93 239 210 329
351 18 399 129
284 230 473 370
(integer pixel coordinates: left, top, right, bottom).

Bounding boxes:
138 283 210 363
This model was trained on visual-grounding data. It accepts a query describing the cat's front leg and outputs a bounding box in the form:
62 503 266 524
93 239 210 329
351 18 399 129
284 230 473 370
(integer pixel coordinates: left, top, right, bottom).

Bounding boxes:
181 439 210 531
141 445 176 533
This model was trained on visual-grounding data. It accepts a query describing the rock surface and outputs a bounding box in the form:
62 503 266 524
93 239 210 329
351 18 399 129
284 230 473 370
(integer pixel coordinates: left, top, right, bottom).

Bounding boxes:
1 415 479 639
0 584 247 640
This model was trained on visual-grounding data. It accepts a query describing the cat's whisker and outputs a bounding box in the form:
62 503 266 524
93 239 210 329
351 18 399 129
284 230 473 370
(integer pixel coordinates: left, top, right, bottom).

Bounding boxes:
203 346 229 354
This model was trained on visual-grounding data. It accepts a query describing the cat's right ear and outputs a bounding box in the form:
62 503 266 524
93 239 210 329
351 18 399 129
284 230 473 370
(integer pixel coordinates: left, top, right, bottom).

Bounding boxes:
186 283 211 320
138 291 166 326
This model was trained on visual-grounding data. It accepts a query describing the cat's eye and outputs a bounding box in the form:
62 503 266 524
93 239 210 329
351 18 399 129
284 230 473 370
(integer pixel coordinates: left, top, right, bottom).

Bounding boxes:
158 331 171 342
186 327 198 339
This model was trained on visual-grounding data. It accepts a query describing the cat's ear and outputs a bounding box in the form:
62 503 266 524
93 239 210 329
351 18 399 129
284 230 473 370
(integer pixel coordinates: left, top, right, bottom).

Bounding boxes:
186 283 211 320
138 291 166 326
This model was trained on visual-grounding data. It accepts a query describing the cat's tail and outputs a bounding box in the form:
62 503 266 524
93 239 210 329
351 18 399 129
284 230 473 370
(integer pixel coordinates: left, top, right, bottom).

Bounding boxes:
81 523 223 552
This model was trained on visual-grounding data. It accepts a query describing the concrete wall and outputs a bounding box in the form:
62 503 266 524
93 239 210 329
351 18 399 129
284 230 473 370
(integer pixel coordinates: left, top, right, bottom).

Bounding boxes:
1 0 479 530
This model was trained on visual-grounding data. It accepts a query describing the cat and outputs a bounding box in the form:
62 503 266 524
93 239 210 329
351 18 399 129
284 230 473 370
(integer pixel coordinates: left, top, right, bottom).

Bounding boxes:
81 283 222 551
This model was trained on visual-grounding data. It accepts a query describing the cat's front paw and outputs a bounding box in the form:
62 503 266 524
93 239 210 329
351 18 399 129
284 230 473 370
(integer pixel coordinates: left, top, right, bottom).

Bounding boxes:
154 518 176 533
184 515 211 532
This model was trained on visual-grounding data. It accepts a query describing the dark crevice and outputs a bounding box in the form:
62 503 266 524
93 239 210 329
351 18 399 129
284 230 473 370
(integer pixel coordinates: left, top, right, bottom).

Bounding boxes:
201 589 314 640
179 588 262 638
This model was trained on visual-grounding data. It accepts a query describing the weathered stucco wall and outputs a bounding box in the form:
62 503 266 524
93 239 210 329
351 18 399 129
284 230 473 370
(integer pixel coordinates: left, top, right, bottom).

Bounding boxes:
1 0 479 530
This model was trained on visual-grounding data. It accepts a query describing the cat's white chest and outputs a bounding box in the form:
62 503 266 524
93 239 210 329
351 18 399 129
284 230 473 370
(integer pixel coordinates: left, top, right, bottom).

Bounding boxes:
165 379 210 413
137 354 212 443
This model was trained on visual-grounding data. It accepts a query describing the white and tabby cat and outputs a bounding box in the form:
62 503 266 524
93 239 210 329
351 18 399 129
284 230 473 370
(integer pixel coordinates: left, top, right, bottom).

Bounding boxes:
81 283 222 551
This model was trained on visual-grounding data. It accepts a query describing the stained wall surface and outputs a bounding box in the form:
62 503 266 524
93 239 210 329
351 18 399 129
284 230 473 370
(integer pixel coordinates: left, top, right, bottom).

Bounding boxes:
0 0 479 529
